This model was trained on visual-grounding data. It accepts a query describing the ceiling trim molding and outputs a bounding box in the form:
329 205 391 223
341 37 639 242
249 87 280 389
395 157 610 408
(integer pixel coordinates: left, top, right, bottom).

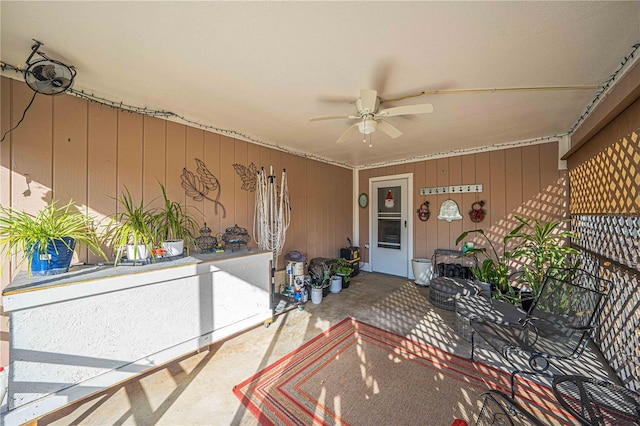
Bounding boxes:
564 44 640 159
356 135 564 170
564 59 640 160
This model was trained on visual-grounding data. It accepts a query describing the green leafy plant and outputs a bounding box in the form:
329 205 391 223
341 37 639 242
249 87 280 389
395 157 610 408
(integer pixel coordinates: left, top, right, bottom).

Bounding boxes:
309 263 330 289
333 258 354 284
107 187 157 264
457 216 580 305
456 225 524 297
511 216 580 296
0 200 107 276
155 182 198 247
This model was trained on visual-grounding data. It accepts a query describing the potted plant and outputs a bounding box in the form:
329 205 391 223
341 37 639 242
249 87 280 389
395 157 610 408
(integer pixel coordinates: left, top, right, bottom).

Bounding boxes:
107 187 157 264
456 224 524 304
329 274 342 294
0 200 107 277
511 216 580 300
155 183 198 257
457 216 580 307
334 258 354 289
309 262 330 304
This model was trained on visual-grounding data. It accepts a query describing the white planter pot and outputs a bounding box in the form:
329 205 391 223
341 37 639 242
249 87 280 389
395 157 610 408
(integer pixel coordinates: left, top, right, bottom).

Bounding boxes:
329 276 342 294
163 240 184 256
310 288 323 304
126 244 150 261
411 258 433 286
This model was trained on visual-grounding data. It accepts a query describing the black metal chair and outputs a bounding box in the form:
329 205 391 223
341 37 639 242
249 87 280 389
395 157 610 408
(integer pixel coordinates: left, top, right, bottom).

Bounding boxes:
552 375 640 425
475 389 545 425
469 268 611 398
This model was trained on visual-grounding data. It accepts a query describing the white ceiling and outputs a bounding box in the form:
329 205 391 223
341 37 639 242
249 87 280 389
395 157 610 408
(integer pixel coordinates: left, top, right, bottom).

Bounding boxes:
1 1 639 168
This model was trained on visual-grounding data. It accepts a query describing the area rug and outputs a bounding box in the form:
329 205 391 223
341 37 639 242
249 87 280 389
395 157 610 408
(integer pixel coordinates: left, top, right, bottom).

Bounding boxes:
233 317 572 425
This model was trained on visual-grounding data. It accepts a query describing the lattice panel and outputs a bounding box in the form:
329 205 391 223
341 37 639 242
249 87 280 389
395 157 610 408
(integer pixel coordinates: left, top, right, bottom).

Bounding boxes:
571 215 640 270
577 251 640 391
569 130 640 215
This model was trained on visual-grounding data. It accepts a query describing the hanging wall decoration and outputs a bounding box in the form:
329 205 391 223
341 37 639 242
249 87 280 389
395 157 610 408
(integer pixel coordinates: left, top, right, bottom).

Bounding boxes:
232 162 258 192
417 201 430 221
385 189 394 208
181 158 227 218
437 199 463 222
254 166 291 268
469 201 486 223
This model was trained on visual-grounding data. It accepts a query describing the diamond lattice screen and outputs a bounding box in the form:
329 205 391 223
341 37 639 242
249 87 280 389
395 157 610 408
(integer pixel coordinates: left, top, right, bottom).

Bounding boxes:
569 127 640 391
569 131 640 215
577 249 640 391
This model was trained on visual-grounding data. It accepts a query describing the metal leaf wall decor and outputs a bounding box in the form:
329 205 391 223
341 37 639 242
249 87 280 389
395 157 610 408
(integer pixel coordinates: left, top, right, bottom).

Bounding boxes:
181 158 227 218
232 162 258 192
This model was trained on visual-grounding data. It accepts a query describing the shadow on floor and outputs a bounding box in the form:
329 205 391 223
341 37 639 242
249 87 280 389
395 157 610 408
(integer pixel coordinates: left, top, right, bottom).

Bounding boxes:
38 272 615 425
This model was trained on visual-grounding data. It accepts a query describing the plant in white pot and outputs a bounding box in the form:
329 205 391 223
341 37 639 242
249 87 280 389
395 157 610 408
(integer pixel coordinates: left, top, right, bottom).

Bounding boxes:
308 263 329 304
0 200 107 277
155 183 198 257
108 187 157 264
333 258 354 289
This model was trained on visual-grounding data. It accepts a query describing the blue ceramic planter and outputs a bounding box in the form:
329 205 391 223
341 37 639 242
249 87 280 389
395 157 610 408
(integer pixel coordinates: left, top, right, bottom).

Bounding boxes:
30 237 76 276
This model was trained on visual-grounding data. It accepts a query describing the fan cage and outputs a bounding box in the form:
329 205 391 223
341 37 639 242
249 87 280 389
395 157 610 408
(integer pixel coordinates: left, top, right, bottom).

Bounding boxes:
24 59 76 95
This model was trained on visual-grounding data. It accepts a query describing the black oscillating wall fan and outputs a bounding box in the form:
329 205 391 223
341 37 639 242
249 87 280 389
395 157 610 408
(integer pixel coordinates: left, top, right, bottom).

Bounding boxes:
0 40 77 142
23 40 76 95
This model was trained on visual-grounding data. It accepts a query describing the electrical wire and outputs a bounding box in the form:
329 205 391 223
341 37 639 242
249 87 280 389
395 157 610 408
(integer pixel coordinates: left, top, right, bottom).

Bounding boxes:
0 91 37 143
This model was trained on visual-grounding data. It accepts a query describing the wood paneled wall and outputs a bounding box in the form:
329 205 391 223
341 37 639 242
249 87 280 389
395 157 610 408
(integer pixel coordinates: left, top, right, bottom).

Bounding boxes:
0 77 352 275
358 142 563 262
0 77 352 364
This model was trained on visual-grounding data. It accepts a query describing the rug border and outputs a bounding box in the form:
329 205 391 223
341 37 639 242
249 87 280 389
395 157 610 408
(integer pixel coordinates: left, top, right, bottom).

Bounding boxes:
232 317 567 425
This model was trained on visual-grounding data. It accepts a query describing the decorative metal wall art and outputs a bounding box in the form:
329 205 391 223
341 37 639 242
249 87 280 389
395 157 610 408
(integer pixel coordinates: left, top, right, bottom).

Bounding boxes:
181 158 227 218
232 162 258 192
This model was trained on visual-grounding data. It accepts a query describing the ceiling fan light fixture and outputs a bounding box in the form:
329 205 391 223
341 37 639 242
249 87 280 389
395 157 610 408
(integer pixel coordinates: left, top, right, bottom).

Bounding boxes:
358 120 377 135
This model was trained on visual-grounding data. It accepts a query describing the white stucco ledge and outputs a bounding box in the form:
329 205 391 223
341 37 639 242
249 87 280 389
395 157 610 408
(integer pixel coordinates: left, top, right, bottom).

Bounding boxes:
1 250 273 425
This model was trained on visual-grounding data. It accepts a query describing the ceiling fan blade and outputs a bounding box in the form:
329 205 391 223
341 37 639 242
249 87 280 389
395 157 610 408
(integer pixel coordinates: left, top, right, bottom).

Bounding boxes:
310 115 354 122
376 103 434 117
336 122 360 144
359 89 378 113
376 120 403 139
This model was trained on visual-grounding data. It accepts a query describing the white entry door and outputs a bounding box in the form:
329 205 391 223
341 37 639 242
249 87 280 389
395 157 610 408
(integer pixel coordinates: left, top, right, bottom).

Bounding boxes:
370 177 410 277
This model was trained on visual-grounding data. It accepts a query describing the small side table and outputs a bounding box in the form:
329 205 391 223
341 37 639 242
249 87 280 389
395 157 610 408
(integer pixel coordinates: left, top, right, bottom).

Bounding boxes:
552 375 640 425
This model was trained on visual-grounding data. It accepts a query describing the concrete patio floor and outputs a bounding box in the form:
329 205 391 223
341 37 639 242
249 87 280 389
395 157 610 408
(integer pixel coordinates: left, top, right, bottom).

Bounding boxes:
37 272 614 425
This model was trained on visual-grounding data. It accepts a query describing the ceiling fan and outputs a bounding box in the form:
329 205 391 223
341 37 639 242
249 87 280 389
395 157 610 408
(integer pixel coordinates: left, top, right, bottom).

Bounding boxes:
310 89 433 144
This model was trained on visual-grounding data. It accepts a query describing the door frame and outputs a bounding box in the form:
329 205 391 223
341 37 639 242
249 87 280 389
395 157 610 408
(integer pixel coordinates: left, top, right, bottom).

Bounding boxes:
368 173 414 278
